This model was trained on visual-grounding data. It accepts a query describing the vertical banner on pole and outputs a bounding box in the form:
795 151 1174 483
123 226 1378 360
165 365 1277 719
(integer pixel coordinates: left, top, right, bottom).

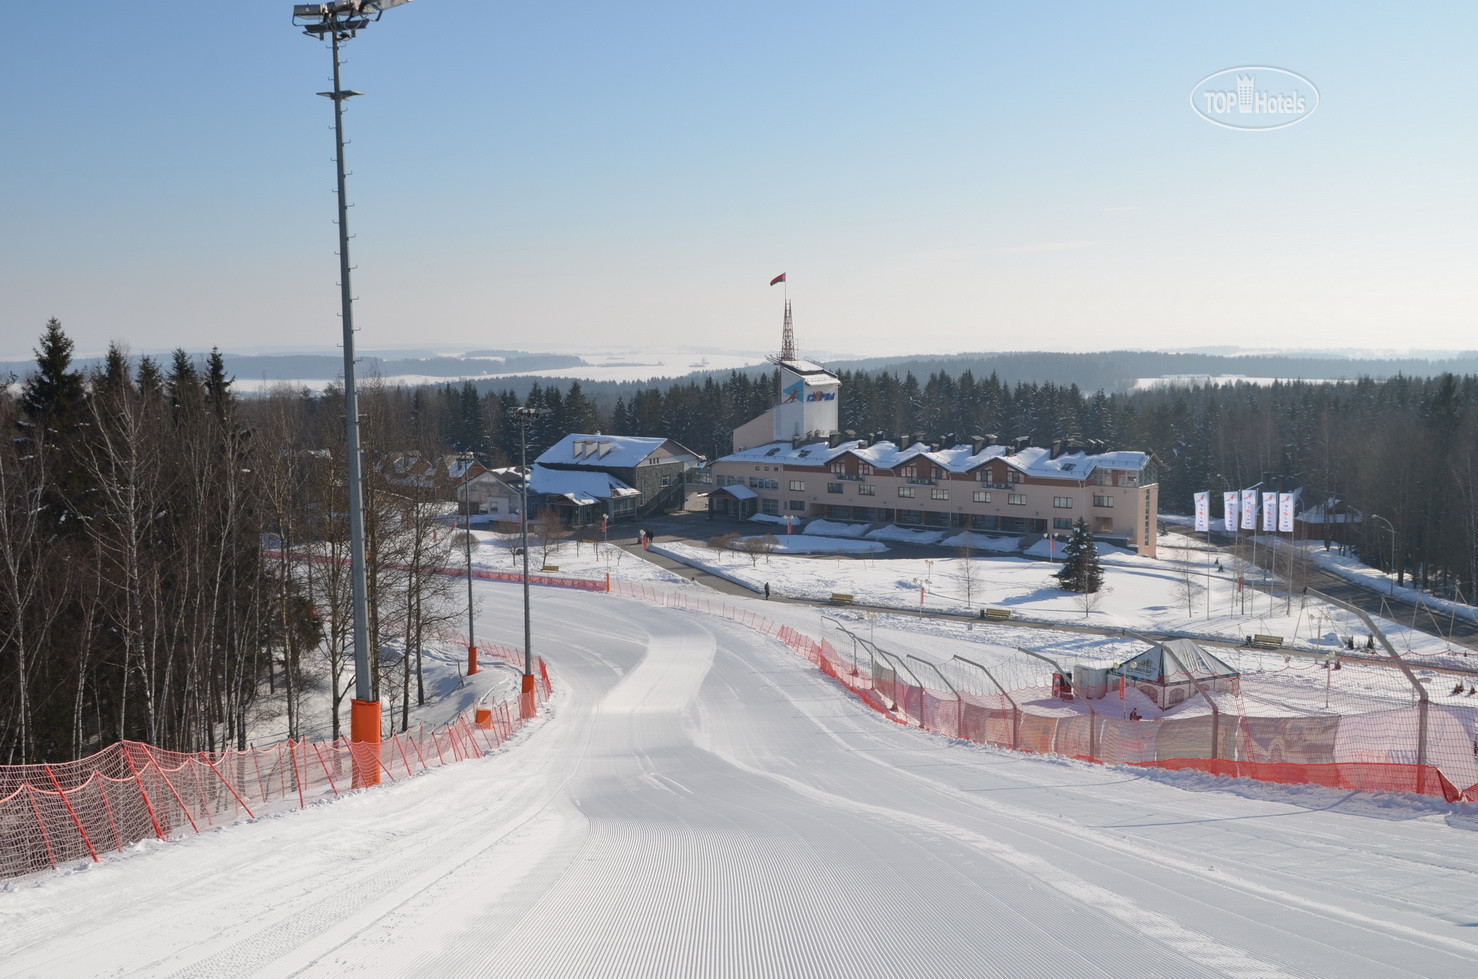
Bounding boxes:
1262 492 1277 533
1223 492 1238 532
1193 492 1209 532
1278 492 1295 533
1240 489 1257 530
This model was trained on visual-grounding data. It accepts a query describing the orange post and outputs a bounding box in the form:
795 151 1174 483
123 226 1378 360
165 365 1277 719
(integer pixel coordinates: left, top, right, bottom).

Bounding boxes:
350 698 382 788
468 644 479 675
475 707 493 730
520 673 537 719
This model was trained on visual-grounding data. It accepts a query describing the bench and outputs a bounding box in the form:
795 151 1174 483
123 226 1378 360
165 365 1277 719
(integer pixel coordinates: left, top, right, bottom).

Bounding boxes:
982 608 1012 621
1249 633 1284 649
829 593 854 605
541 565 560 573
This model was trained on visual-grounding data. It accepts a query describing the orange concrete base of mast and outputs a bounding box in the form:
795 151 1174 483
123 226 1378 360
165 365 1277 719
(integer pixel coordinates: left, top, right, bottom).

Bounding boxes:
467 645 479 675
520 673 537 720
350 698 382 788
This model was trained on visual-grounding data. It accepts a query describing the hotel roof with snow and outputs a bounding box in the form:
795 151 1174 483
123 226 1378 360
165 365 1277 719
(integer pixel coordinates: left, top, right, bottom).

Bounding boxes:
718 438 1153 480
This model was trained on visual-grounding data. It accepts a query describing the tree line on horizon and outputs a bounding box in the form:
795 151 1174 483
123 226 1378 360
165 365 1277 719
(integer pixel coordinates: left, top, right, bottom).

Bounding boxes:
4 319 1475 763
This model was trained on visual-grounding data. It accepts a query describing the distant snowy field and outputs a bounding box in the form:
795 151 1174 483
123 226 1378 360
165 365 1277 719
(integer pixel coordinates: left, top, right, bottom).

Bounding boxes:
232 346 767 393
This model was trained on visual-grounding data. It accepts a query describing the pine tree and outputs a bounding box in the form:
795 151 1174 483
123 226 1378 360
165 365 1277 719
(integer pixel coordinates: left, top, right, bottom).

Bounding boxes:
1055 518 1102 593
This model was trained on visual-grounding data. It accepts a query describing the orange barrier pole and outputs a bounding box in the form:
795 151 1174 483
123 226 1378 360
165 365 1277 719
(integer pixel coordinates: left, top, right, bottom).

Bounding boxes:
287 739 306 809
468 644 479 676
24 786 57 871
520 673 537 719
122 746 166 841
309 740 341 796
350 698 382 788
43 764 98 864
203 755 257 821
139 745 200 834
93 777 125 853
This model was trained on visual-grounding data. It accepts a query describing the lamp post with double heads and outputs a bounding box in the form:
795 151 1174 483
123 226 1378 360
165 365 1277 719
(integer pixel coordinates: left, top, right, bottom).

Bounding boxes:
514 407 552 717
459 452 478 675
1370 513 1398 595
292 0 412 777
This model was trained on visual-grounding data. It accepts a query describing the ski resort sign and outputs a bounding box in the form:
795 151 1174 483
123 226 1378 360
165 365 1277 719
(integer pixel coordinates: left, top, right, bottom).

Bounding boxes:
1190 67 1318 131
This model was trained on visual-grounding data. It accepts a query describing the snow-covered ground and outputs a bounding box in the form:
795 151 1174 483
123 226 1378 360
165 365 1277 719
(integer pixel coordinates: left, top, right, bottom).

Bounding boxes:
5 526 1477 976
5 581 1476 977
638 525 1474 670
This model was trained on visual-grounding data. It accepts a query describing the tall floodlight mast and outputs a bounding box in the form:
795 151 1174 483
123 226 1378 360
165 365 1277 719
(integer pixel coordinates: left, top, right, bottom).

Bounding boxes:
292 0 412 784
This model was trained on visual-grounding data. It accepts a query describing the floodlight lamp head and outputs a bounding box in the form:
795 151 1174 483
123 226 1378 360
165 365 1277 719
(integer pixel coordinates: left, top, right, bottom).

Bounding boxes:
293 0 408 36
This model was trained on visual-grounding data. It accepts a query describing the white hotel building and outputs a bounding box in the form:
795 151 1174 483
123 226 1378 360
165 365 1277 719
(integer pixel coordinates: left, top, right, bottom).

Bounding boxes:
704 359 1160 557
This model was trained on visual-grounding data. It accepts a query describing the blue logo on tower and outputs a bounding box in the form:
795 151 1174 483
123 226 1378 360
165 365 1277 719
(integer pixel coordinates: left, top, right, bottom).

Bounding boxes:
1190 67 1318 131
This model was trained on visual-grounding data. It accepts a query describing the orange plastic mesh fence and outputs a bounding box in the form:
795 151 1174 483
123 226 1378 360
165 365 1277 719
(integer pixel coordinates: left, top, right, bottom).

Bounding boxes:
0 679 548 881
605 580 1478 804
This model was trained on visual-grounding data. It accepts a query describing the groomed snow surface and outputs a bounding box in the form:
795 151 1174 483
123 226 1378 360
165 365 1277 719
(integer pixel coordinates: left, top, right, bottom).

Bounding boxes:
4 536 1478 977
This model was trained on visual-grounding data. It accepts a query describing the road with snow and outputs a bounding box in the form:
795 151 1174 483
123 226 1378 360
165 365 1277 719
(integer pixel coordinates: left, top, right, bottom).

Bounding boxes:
4 583 1476 977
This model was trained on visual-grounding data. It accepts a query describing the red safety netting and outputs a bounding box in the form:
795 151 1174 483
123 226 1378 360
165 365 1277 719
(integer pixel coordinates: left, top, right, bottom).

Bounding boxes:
605 579 1478 804
0 658 552 882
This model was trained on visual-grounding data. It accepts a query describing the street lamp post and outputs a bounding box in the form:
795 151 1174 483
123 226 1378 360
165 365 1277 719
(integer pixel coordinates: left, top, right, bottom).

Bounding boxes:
513 406 552 717
292 0 412 782
460 452 478 675
1370 513 1398 595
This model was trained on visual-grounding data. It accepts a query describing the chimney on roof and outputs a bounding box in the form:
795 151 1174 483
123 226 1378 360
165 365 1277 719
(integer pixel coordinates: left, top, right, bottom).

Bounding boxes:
827 431 842 448
913 431 925 447
1051 439 1063 459
1015 436 1030 454
970 435 985 454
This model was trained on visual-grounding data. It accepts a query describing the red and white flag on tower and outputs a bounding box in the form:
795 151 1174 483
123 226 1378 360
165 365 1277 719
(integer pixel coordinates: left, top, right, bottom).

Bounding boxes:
769 273 787 286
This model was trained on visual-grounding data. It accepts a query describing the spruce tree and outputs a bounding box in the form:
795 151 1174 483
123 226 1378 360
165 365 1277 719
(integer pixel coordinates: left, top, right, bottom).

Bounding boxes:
21 318 85 425
1055 518 1102 593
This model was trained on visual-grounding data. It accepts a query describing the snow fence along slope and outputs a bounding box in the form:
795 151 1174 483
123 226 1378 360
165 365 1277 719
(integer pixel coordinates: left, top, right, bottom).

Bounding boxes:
0 647 551 881
608 580 1478 802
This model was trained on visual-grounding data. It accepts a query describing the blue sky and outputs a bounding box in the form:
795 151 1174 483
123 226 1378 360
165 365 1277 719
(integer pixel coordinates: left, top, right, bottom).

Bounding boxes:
2 1 1474 361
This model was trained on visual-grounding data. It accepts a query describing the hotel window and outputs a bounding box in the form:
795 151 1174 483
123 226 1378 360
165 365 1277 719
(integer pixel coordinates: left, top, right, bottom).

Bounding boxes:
858 484 876 496
1008 493 1027 506
1008 471 1023 484
1053 496 1074 509
1053 517 1074 530
827 482 843 494
931 488 948 500
1093 495 1115 508
901 464 917 479
898 486 916 499
860 462 873 476
973 490 991 503
932 466 946 480
761 498 779 515
789 480 806 492
787 500 806 511
830 461 846 475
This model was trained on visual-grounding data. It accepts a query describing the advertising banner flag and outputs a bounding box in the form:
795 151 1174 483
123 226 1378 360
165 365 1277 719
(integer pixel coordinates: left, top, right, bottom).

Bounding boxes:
1223 492 1238 532
1240 489 1257 530
1194 492 1209 532
1278 492 1295 533
1262 492 1277 532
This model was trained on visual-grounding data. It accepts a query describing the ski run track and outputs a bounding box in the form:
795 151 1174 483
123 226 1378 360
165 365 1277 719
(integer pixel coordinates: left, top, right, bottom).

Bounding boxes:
3 582 1476 977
